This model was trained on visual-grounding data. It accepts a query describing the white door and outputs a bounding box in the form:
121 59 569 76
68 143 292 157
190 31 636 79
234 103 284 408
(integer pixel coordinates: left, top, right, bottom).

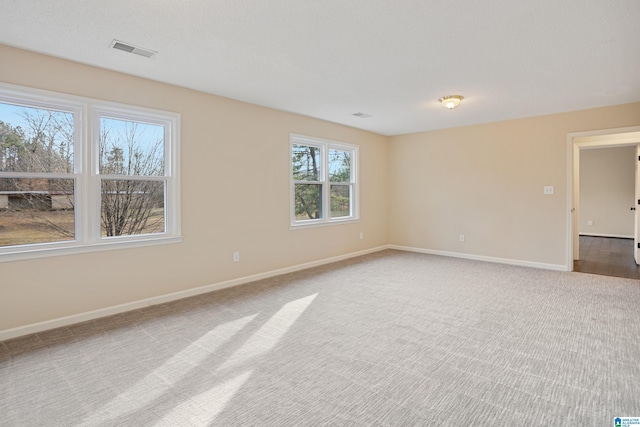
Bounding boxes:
635 145 640 264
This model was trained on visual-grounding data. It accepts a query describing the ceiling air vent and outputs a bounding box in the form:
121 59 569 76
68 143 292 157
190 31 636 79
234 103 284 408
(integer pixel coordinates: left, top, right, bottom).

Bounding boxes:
110 40 157 58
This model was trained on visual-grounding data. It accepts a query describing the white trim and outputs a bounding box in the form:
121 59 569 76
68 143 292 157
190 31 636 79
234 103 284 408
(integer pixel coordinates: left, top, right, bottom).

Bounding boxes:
0 235 182 263
290 133 359 227
288 217 360 230
93 104 181 240
579 233 634 239
0 82 182 260
388 245 568 271
566 131 576 269
567 126 640 271
1 243 579 341
0 245 387 341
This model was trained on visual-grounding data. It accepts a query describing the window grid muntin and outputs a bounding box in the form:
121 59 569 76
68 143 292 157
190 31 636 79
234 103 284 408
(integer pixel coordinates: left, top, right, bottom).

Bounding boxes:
0 82 180 260
290 134 358 227
0 93 83 249
94 105 175 242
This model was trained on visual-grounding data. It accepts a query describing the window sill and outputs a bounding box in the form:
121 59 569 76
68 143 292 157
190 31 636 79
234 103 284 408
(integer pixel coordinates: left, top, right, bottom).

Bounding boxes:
0 235 183 263
290 217 360 230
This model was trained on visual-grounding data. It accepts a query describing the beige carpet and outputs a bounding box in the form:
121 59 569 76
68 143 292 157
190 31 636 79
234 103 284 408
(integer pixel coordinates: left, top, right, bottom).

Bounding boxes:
1 250 639 426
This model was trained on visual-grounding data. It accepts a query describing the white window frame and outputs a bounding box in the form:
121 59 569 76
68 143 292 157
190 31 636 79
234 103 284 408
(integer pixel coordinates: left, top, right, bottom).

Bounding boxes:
290 134 359 228
0 83 181 262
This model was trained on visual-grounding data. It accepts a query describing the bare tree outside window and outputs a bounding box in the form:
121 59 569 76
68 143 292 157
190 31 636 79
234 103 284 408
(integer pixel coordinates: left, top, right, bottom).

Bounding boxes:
0 104 75 246
0 103 170 248
99 118 166 237
0 106 74 174
0 85 180 259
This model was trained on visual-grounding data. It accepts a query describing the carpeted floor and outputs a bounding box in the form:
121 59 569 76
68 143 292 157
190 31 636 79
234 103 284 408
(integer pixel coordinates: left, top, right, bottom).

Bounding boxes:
1 250 639 426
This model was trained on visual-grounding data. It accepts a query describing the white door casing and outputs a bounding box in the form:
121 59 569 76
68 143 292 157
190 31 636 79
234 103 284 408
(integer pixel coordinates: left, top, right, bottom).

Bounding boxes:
567 126 640 271
635 145 640 265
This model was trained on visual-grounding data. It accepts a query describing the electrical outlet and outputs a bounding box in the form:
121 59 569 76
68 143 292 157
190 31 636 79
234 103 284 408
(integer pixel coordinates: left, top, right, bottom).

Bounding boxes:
587 220 593 226
459 234 465 242
233 251 240 262
359 232 364 240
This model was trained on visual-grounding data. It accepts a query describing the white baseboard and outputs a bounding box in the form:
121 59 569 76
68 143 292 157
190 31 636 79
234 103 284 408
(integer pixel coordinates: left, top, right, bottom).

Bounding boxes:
1 244 569 341
0 246 387 342
579 233 633 239
387 245 569 272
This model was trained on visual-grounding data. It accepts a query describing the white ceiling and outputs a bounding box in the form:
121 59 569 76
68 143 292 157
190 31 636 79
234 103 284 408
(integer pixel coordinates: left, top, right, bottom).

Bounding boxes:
0 1 639 136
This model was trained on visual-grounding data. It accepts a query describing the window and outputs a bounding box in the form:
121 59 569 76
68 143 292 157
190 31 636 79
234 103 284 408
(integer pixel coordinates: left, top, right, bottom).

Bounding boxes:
290 134 358 227
0 83 180 261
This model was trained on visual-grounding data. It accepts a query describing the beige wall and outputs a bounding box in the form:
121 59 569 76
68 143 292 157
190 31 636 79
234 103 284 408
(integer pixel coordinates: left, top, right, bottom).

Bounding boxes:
0 45 389 331
579 146 635 237
388 104 640 267
3 42 640 334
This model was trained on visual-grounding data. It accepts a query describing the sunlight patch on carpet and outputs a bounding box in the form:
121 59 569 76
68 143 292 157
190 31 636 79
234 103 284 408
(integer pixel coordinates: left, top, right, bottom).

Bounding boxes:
153 370 253 426
77 313 257 425
216 293 318 372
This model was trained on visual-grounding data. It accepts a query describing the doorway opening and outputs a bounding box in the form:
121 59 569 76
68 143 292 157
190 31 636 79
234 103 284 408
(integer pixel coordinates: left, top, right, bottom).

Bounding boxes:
567 126 640 279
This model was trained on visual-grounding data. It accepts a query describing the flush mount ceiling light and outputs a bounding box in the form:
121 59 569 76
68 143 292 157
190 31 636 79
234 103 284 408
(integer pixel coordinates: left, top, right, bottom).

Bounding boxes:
439 95 464 109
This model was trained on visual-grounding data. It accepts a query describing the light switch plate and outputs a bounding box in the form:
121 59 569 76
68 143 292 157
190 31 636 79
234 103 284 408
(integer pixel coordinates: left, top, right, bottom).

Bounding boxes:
544 186 554 195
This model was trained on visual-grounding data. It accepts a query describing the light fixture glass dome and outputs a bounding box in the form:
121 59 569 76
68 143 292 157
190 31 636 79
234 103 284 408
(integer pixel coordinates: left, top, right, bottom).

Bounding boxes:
439 95 463 109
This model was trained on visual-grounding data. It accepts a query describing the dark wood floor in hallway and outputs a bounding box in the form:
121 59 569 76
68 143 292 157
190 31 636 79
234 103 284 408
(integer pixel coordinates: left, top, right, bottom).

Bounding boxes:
574 235 640 280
